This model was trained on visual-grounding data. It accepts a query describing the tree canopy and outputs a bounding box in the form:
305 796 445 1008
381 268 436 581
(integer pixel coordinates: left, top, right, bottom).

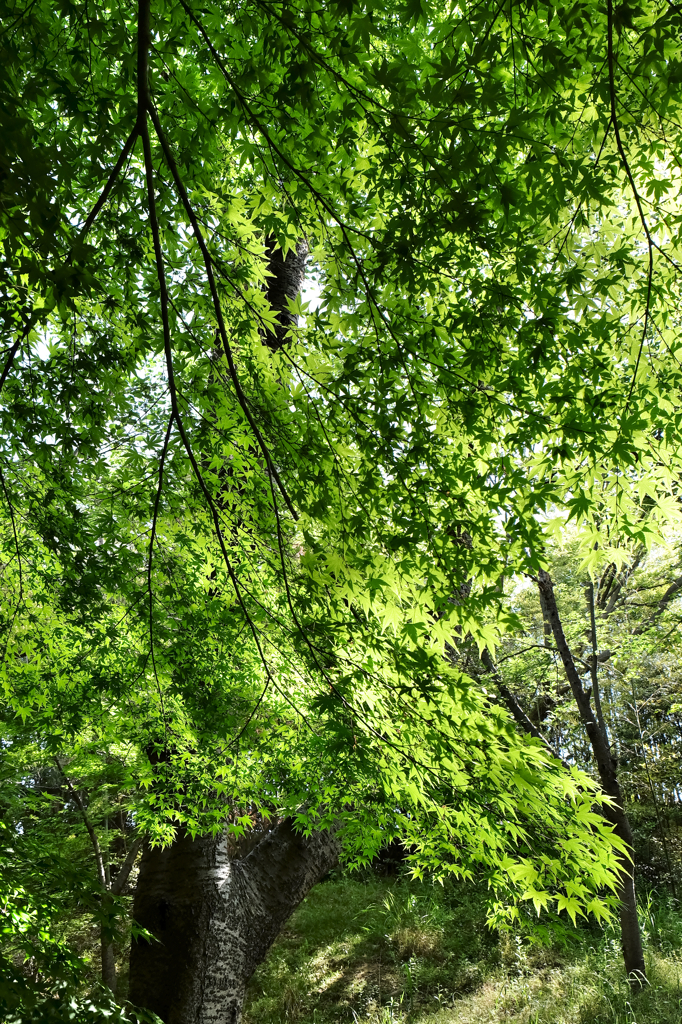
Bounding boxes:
2 0 682 1013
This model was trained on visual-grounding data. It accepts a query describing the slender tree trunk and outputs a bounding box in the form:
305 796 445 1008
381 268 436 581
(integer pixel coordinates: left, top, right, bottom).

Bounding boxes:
537 570 646 990
101 904 117 996
128 818 339 1023
616 829 645 989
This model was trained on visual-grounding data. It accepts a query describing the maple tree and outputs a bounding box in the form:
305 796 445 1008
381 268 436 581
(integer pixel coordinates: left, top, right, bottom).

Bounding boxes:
2 0 682 1016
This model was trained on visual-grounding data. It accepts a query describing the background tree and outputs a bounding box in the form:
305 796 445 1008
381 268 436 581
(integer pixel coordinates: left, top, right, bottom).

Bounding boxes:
485 528 682 986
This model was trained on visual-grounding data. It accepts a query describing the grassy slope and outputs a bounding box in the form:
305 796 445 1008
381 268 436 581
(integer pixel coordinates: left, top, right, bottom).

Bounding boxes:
243 874 682 1024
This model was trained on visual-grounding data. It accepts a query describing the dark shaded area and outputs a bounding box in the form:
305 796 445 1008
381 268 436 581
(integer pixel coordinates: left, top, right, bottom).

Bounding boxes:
262 238 308 350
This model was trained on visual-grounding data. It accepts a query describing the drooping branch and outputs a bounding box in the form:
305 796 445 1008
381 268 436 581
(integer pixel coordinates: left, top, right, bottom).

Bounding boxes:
75 127 139 243
146 104 298 521
147 413 173 739
141 55 404 754
137 17 310 734
174 0 426 411
0 126 139 397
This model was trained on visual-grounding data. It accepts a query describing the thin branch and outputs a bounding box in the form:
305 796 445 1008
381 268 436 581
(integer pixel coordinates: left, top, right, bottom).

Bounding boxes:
147 413 173 740
496 639 592 672
633 574 682 635
537 570 618 794
54 759 107 889
587 579 608 740
607 0 654 415
628 690 676 897
0 319 31 396
1 125 139 396
0 465 24 665
75 127 139 243
146 105 298 522
480 649 570 769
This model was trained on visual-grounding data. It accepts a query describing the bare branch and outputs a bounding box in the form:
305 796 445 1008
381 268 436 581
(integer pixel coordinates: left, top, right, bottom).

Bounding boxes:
633 573 682 635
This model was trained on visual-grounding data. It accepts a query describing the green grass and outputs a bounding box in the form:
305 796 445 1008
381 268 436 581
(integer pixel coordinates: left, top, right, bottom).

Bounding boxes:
243 875 682 1024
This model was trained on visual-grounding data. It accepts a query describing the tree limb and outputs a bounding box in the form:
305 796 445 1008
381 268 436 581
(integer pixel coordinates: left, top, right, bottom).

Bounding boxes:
110 836 144 896
633 573 682 635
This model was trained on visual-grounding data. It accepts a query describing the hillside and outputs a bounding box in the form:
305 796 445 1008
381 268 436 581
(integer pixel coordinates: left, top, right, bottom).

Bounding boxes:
244 874 682 1024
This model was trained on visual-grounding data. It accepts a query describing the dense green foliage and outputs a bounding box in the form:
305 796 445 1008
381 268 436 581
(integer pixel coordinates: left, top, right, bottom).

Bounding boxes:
2 0 682 1011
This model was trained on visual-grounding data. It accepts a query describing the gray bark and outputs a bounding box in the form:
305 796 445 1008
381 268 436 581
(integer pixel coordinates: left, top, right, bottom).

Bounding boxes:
128 818 340 1023
101 917 117 996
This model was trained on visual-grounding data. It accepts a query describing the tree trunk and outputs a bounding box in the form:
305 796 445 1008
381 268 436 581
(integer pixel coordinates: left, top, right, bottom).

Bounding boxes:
101 934 117 995
615 815 646 989
128 818 339 1023
537 570 646 990
262 238 308 351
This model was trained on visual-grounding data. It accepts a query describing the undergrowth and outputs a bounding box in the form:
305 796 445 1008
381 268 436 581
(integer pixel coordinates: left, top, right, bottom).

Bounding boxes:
243 874 682 1024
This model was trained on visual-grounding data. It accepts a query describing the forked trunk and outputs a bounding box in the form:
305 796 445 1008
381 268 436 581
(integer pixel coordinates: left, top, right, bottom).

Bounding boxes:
538 570 646 990
128 818 339 1023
